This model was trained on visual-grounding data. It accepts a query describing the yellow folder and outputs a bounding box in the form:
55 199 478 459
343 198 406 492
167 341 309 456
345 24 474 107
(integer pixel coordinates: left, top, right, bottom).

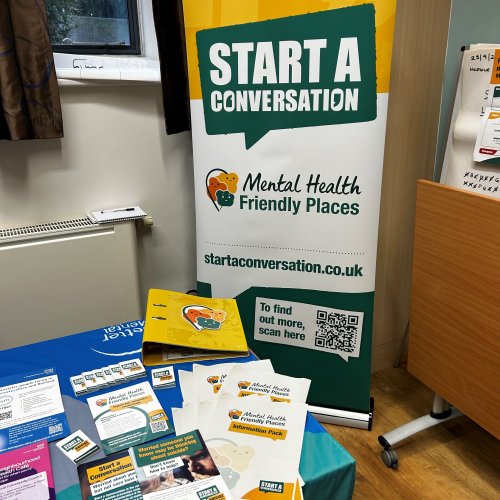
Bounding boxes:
142 289 249 366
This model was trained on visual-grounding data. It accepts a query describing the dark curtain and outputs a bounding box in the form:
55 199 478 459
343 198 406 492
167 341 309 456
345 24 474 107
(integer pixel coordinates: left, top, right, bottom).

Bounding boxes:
152 0 191 134
0 0 63 140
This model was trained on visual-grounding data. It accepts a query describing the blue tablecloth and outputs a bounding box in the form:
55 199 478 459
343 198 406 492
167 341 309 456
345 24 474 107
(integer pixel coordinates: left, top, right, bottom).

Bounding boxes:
0 320 355 499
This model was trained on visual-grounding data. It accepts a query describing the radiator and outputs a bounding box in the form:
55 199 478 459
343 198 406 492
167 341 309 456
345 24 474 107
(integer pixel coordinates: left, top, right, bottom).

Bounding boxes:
0 219 142 349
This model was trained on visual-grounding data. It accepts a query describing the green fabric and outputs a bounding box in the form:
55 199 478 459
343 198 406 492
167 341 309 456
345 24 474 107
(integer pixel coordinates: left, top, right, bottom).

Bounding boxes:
301 431 355 500
56 484 81 500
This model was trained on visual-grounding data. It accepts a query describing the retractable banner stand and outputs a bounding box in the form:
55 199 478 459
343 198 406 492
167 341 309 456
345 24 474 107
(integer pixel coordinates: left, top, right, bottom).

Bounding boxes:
183 0 396 428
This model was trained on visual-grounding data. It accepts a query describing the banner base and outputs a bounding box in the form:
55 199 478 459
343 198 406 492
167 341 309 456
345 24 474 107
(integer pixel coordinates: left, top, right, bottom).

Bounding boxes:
308 398 374 430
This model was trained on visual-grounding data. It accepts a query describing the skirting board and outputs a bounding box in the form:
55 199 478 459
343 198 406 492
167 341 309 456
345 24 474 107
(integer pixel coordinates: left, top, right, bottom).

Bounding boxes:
308 399 374 430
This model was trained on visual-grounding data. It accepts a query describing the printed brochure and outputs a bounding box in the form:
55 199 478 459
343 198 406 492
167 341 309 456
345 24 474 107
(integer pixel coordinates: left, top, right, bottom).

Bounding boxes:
221 365 310 403
179 362 273 406
199 394 306 499
0 440 55 500
87 382 174 455
78 450 142 500
0 367 69 452
142 289 248 365
129 429 233 500
192 360 274 403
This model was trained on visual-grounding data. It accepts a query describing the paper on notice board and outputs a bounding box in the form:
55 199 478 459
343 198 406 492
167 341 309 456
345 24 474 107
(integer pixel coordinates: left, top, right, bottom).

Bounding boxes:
441 44 500 195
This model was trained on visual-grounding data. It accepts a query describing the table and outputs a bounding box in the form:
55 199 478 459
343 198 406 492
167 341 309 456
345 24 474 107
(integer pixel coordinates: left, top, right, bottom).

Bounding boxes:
0 320 355 499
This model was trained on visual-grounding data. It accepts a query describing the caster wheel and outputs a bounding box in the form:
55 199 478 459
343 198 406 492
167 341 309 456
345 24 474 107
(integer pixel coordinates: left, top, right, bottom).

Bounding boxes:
381 448 399 469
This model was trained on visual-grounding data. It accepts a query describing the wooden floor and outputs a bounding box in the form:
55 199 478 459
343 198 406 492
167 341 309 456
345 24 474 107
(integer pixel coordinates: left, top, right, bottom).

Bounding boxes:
324 368 500 499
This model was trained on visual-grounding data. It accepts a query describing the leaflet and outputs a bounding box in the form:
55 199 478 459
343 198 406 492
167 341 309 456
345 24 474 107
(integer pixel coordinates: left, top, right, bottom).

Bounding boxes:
0 367 69 452
129 430 233 500
202 394 306 500
220 365 310 403
78 450 142 500
87 382 174 455
193 359 274 403
178 370 196 404
0 440 55 500
171 403 198 436
56 430 99 463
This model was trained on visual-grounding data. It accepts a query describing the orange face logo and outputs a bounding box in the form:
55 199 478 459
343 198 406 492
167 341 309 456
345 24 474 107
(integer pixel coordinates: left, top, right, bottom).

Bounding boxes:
206 169 238 211
238 381 251 390
182 305 227 332
208 177 228 201
228 409 243 420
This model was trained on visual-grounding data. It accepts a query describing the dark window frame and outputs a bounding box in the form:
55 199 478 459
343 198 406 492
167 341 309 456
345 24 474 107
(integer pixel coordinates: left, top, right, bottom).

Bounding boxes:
51 0 141 55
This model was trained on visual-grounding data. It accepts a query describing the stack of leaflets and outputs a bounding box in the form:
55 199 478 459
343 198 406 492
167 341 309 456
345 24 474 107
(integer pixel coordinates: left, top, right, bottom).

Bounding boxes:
87 381 174 455
0 440 56 499
56 430 100 464
120 359 147 380
129 430 233 499
142 289 249 365
172 360 310 499
70 359 146 397
151 366 176 390
78 450 142 499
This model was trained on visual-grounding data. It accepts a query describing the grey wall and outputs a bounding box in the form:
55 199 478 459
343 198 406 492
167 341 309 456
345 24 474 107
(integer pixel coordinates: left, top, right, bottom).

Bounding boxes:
0 83 197 314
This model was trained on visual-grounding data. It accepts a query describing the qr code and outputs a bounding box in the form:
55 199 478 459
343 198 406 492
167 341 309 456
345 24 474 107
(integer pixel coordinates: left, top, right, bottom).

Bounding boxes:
315 310 360 353
0 411 12 421
48 423 63 435
150 420 167 433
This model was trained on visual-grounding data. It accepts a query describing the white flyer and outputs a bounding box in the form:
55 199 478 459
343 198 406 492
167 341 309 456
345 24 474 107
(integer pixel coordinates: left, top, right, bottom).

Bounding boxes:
87 382 174 455
178 370 196 404
202 394 306 499
193 359 274 403
221 366 310 403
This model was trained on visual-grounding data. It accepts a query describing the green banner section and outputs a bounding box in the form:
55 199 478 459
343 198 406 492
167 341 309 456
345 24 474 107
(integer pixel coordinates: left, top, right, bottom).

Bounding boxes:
197 5 376 148
198 282 373 413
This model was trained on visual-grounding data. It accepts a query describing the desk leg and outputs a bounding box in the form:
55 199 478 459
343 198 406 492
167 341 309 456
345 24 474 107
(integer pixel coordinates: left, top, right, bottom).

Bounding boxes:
377 393 464 468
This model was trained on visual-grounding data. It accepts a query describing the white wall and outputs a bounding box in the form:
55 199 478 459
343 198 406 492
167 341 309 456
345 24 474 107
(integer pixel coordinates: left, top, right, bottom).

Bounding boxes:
0 83 197 313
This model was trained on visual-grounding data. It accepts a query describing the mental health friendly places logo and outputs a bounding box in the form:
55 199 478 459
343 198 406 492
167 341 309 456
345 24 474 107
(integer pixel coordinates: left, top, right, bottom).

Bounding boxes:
182 305 228 331
206 168 239 211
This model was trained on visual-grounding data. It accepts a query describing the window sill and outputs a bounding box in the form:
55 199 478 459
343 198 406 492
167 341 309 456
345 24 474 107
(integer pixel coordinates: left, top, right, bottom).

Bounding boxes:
54 52 160 86
56 68 160 86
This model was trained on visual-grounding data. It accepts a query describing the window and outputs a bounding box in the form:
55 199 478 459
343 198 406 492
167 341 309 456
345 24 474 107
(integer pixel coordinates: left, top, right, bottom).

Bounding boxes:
47 0 140 55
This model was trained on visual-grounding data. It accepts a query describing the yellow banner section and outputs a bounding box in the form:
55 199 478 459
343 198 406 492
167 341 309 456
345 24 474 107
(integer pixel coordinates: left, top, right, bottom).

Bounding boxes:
270 396 290 403
86 457 133 485
242 482 295 499
490 49 500 84
183 0 396 98
489 112 500 120
74 440 91 452
237 390 260 397
149 409 167 421
294 479 302 500
209 494 226 500
228 421 287 440
110 395 152 412
236 391 290 402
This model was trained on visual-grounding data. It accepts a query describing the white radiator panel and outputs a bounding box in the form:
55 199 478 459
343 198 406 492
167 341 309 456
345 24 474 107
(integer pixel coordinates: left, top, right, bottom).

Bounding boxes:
0 220 142 349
